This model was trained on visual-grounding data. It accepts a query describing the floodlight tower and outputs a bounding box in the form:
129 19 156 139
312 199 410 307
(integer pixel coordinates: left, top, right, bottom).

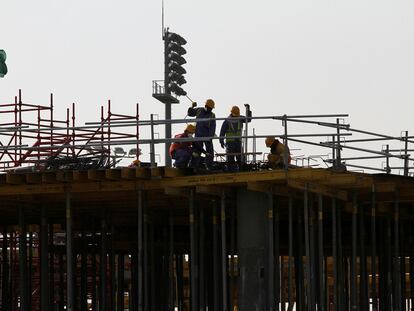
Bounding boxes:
152 28 188 167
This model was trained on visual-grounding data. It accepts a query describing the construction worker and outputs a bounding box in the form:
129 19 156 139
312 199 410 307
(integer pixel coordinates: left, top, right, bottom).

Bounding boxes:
219 104 252 171
265 136 291 169
187 99 216 169
169 124 197 168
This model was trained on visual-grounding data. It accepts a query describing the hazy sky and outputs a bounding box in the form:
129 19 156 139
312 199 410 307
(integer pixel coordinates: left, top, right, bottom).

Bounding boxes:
1 1 414 167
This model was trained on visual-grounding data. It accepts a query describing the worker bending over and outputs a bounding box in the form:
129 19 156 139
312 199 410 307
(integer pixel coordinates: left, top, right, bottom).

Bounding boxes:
169 124 197 168
187 99 216 169
265 136 291 169
219 104 252 171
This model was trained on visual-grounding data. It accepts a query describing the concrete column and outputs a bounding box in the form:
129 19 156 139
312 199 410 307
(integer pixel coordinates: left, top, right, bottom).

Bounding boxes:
237 189 268 310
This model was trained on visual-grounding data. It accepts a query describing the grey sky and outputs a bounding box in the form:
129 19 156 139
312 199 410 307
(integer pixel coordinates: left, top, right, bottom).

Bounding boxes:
1 1 414 166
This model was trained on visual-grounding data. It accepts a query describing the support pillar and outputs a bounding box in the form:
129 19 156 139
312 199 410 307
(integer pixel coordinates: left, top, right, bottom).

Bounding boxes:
237 189 267 310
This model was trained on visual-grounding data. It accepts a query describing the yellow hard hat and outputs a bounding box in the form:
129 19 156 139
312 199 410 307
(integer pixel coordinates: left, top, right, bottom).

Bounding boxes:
185 123 196 134
205 99 215 109
231 106 240 117
265 136 275 148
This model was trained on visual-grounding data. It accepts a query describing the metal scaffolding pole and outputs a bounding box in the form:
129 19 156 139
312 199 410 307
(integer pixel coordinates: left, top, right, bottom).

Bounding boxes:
137 189 144 311
288 197 293 311
117 254 125 311
351 192 358 310
267 192 275 310
100 209 107 311
18 206 29 311
371 186 378 311
40 206 49 311
303 184 312 311
189 189 198 311
318 194 325 311
394 191 401 311
66 191 75 311
221 191 228 311
332 199 338 310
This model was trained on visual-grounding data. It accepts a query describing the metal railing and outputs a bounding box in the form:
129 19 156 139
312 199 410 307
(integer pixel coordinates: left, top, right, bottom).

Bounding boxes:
0 91 413 175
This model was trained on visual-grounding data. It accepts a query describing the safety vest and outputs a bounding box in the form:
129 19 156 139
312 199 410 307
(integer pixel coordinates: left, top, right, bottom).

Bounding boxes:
196 109 215 128
225 119 242 142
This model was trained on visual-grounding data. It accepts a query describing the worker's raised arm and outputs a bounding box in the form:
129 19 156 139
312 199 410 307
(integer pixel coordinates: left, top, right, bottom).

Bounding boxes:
187 102 198 117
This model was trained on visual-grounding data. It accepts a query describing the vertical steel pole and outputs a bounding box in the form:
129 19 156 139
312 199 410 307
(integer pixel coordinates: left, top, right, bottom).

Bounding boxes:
178 255 185 311
318 194 325 311
150 114 156 167
49 223 54 310
400 223 406 311
169 213 175 311
295 205 304 311
359 200 368 310
221 191 228 311
92 228 97 311
137 190 144 311
18 206 28 311
165 103 172 167
230 204 236 311
81 228 88 311
351 192 358 311
66 191 75 311
100 209 107 311
189 189 198 311
40 206 49 311
28 231 33 311
371 185 377 311
404 131 409 176
199 205 205 310
117 254 125 311
336 118 342 166
309 196 316 309
283 115 289 170
394 191 401 311
386 144 391 174
332 198 338 310
268 192 275 310
2 228 9 311
110 225 116 311
303 184 312 311
59 253 64 311
213 201 220 310
275 197 281 311
288 197 294 311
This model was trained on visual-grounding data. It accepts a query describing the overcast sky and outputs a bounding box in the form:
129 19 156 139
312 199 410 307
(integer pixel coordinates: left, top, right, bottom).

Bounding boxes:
1 1 414 168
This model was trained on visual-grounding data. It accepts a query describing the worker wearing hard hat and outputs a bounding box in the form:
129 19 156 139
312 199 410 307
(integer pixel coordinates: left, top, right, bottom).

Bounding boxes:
169 124 198 168
265 136 291 169
219 104 252 171
187 99 216 169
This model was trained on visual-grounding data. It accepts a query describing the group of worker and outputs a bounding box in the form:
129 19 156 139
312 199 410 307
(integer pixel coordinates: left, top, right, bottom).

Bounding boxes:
169 99 291 171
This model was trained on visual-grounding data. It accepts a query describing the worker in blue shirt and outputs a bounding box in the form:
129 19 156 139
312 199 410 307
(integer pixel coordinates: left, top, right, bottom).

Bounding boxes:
219 104 252 171
187 99 216 169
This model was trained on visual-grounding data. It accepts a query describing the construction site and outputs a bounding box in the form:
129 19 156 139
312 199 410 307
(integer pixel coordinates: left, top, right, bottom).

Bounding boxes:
0 87 411 311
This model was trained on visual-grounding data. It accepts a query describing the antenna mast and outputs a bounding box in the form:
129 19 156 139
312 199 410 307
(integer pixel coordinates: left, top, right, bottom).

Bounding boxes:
162 0 165 38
